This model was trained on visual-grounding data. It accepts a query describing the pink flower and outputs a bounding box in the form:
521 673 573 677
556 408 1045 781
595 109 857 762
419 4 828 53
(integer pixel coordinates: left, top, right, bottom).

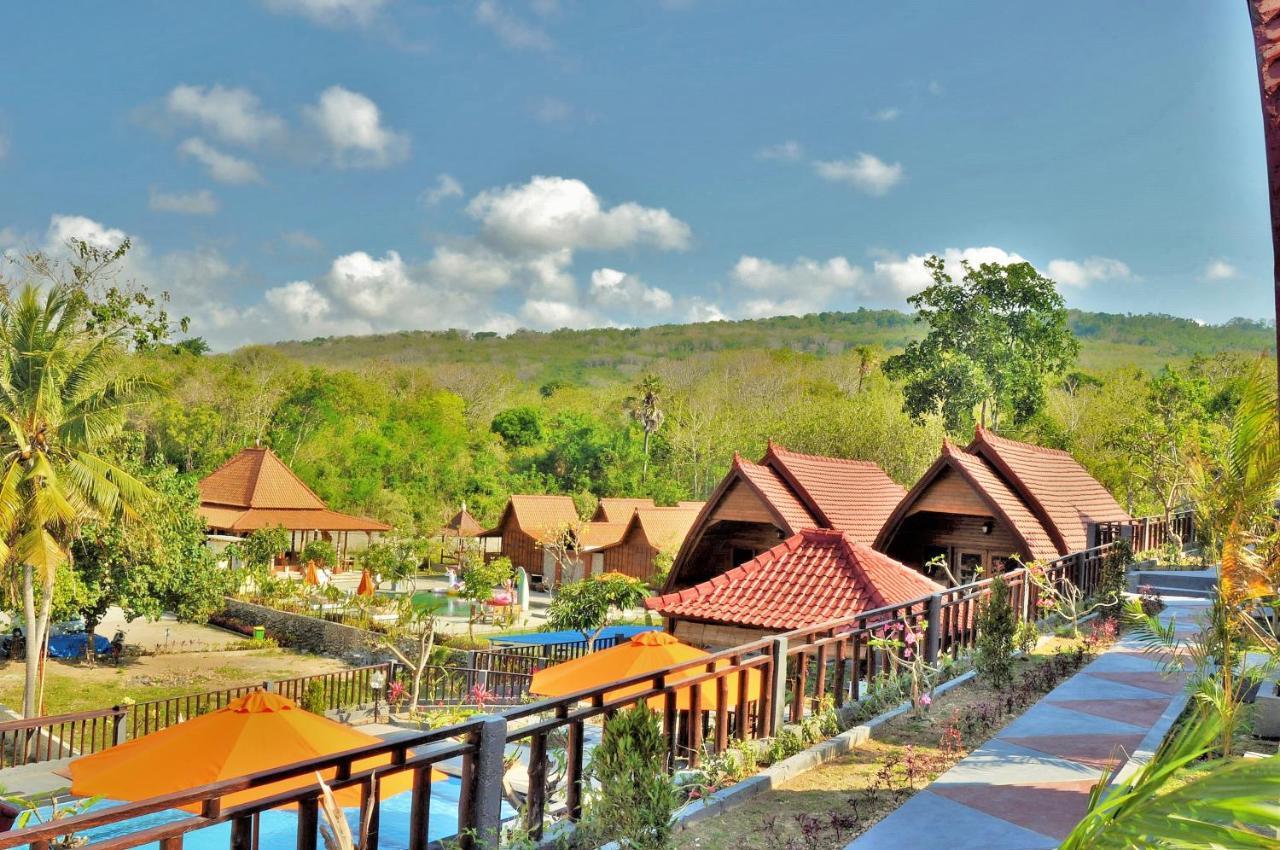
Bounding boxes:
904 630 917 645
918 694 932 708
903 647 914 659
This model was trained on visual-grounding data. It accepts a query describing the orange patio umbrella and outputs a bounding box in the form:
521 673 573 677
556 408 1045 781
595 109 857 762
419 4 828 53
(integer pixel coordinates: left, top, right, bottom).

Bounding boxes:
69 691 441 812
529 631 762 711
356 569 377 597
303 560 321 586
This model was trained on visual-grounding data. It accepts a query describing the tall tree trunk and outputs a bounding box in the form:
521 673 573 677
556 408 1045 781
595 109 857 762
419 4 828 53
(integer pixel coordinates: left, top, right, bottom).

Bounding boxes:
642 430 651 481
21 565 54 719
1247 1 1280 412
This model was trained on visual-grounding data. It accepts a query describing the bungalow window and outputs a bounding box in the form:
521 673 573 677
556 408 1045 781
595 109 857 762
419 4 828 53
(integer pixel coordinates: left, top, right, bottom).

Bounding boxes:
731 547 757 566
958 552 983 582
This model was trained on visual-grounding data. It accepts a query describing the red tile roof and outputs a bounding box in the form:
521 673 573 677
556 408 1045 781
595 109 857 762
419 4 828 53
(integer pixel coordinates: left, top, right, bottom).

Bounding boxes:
943 443 1060 562
732 454 818 534
198 447 389 533
593 498 656 523
578 521 630 550
969 426 1131 554
630 504 705 552
647 528 942 630
763 443 907 543
505 494 581 541
199 447 327 510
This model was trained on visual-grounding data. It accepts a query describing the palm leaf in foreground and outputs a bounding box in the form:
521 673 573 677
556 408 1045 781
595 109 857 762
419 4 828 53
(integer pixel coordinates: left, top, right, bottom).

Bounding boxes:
1060 709 1280 848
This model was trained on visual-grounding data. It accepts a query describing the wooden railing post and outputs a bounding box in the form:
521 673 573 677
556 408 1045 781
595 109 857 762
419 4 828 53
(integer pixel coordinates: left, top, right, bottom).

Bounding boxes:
924 593 941 664
112 706 126 747
769 636 788 735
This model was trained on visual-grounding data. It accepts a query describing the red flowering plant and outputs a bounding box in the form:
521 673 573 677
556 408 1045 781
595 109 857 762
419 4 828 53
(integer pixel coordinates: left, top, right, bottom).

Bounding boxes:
468 683 497 711
386 680 407 713
868 619 943 717
1025 561 1119 639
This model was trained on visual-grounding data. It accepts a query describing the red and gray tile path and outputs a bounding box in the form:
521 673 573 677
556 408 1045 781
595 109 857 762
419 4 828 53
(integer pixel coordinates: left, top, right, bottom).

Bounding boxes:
847 597 1208 850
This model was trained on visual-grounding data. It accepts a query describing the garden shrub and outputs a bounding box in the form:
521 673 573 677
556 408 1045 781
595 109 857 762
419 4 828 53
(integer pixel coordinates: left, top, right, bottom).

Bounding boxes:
583 704 681 850
301 680 327 715
1014 620 1040 655
1098 539 1132 617
974 576 1017 687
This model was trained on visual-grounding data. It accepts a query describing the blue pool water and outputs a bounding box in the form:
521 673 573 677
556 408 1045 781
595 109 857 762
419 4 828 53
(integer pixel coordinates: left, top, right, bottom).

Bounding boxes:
22 777 509 849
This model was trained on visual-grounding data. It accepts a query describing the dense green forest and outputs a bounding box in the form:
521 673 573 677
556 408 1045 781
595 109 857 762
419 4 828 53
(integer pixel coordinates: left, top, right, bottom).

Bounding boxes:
133 308 1274 536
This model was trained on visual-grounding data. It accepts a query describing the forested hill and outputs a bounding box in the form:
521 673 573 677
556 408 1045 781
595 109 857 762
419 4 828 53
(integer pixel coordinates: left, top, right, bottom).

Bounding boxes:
268 309 1274 385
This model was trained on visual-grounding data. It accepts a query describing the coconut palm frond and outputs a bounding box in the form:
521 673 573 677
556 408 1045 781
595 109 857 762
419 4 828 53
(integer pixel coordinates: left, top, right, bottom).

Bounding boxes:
1061 709 1280 849
15 525 66 582
72 452 150 519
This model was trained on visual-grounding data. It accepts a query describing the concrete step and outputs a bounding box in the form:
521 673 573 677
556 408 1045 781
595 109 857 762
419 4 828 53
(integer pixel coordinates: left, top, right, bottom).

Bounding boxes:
1130 568 1217 594
1137 584 1217 601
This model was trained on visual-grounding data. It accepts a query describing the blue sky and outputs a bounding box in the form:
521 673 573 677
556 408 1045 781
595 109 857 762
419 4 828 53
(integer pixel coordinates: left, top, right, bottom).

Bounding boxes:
0 1 1270 349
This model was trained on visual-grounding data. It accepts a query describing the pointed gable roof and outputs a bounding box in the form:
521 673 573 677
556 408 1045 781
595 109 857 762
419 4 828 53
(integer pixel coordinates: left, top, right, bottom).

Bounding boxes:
198 447 390 533
442 506 484 537
762 443 907 543
967 426 1131 554
629 503 705 552
199 447 327 511
593 498 656 523
503 494 581 541
733 454 817 534
646 528 942 630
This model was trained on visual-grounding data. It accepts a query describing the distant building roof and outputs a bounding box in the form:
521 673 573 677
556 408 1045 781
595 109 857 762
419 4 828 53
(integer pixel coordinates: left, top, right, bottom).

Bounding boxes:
593 498 656 523
577 521 630 551
629 504 705 552
647 528 942 630
198 447 390 533
442 506 485 537
490 494 581 542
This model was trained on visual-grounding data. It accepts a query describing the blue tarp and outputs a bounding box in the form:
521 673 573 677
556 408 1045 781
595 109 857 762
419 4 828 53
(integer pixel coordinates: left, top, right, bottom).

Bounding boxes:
487 625 657 647
47 633 111 658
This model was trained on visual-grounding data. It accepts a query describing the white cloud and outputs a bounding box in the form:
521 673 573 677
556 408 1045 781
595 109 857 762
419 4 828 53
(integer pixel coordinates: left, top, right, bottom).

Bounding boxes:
869 107 901 122
324 250 415 317
262 0 387 27
589 267 674 312
812 153 904 195
421 174 464 206
468 175 691 253
278 229 324 252
44 215 130 254
529 96 573 125
149 188 219 215
265 280 333 324
425 245 514 291
1203 258 1238 281
476 1 552 51
757 140 803 161
732 255 864 317
179 138 263 184
305 86 409 168
165 85 285 147
1045 256 1132 288
872 247 1026 298
520 299 600 329
687 299 727 323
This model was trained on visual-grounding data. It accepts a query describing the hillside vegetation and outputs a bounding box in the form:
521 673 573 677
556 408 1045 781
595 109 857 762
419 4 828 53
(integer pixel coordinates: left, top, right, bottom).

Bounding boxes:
269 310 1275 382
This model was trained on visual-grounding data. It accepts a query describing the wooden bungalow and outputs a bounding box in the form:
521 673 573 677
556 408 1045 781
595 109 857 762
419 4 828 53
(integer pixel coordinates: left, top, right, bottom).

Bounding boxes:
646 528 943 649
875 427 1132 583
481 494 581 579
661 442 907 593
599 503 706 583
198 447 390 569
592 498 656 523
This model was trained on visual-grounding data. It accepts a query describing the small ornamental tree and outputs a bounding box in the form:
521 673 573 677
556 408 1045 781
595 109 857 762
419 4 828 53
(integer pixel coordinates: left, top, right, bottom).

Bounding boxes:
1098 539 1133 620
584 703 680 850
379 595 445 713
358 536 428 588
458 554 513 639
300 539 337 571
975 575 1017 687
546 572 648 651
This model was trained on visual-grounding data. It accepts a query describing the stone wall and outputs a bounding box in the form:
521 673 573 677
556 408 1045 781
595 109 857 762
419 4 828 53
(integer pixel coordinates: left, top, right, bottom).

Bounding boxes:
218 598 469 665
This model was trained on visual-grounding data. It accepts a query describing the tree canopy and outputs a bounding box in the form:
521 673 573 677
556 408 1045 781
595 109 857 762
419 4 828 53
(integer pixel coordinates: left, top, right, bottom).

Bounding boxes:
885 256 1080 431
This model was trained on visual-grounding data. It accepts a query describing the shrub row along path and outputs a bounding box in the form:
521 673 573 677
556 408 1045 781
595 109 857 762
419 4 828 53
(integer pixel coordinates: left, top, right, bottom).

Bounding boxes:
848 597 1209 850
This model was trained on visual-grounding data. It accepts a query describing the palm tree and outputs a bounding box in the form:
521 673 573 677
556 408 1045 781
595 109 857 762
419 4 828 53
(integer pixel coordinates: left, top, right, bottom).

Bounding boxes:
627 374 665 482
0 283 153 717
1191 360 1280 754
1059 707 1280 848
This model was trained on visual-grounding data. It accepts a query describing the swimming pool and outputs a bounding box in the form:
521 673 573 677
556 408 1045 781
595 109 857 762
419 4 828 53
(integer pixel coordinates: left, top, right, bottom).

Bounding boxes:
23 777 510 849
409 590 473 618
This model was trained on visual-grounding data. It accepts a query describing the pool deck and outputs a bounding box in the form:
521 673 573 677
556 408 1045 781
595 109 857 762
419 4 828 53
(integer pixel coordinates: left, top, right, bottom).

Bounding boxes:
846 596 1208 850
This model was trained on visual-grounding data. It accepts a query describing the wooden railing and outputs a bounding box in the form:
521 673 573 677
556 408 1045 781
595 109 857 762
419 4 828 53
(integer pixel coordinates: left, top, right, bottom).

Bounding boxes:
128 663 395 740
1094 508 1196 553
479 632 630 663
0 540 1150 849
0 706 125 769
419 666 532 707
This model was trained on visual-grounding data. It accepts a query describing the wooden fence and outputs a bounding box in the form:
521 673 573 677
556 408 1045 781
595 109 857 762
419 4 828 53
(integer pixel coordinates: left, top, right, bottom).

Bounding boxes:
1094 508 1195 553
0 538 1144 850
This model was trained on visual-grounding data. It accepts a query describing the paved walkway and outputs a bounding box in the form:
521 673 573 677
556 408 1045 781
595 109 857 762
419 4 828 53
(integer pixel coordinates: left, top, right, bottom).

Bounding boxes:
849 597 1208 850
